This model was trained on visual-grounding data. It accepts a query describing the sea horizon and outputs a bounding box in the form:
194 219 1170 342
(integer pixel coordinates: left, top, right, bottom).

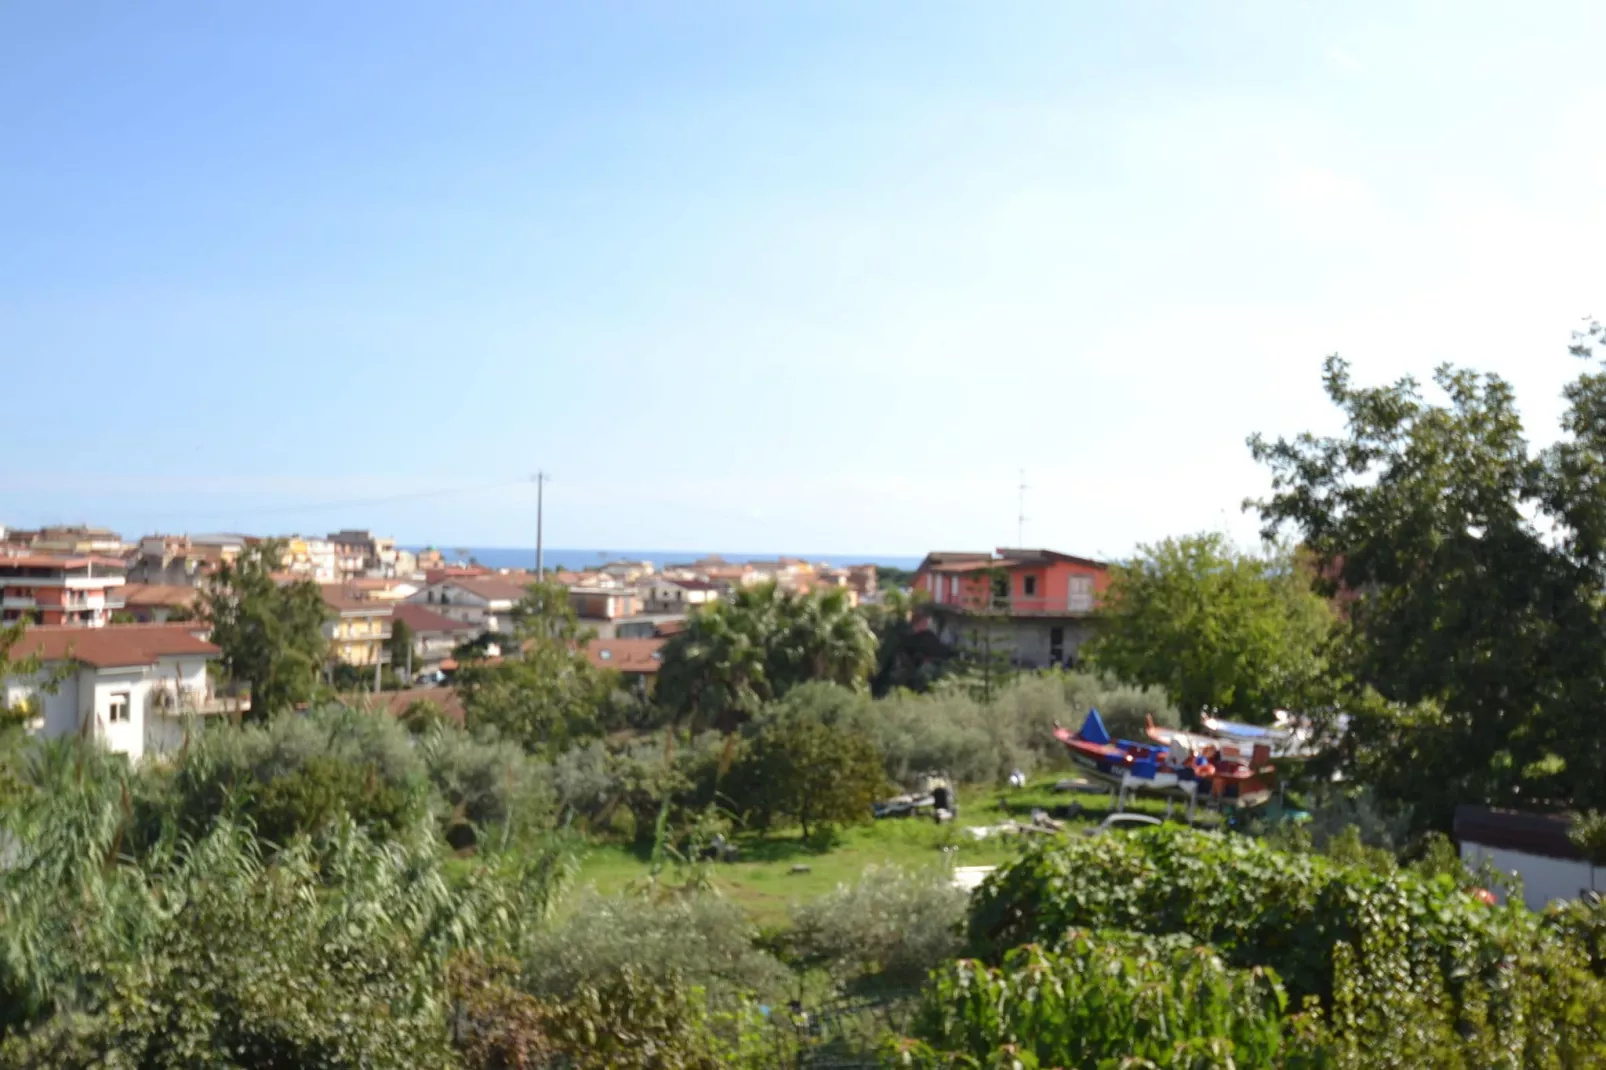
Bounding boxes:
402 546 923 572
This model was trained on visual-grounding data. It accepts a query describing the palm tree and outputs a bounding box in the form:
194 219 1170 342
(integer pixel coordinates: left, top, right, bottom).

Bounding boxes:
657 583 877 731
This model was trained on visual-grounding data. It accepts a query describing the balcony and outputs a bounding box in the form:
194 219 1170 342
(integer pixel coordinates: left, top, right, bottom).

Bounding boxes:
926 595 1097 618
149 684 252 718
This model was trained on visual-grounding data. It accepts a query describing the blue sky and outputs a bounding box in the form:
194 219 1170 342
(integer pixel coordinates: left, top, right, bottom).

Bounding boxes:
4 2 1606 558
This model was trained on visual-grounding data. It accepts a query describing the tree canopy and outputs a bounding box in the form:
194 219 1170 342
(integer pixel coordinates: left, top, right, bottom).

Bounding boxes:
454 582 616 752
656 583 876 732
202 541 329 720
1084 533 1334 724
1249 333 1606 824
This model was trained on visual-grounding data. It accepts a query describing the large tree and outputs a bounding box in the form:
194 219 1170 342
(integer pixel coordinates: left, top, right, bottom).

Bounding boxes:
727 715 886 839
203 541 329 721
455 581 616 752
656 583 876 732
1249 334 1606 824
1085 533 1334 724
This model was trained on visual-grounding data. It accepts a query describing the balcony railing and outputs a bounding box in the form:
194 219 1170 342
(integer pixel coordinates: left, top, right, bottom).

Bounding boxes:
928 595 1097 617
149 683 251 717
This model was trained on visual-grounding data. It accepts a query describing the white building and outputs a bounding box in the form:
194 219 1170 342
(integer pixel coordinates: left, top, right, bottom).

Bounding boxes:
642 577 722 614
404 575 528 634
4 624 237 762
1455 804 1605 911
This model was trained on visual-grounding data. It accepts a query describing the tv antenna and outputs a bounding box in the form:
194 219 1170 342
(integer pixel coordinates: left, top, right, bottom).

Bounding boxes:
1017 468 1029 546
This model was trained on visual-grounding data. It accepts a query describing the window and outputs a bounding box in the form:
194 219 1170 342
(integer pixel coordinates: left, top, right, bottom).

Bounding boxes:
107 693 130 723
991 573 1009 600
599 649 612 660
1022 575 1038 597
1068 576 1094 613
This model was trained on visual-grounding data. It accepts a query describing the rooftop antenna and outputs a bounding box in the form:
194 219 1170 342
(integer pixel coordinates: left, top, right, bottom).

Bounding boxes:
1017 468 1029 546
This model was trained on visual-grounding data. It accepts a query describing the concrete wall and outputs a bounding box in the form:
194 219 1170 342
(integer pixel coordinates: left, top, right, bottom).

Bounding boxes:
15 655 216 764
1461 842 1605 911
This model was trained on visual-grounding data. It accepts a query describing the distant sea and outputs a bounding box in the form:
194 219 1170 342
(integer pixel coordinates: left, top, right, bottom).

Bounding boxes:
404 547 922 572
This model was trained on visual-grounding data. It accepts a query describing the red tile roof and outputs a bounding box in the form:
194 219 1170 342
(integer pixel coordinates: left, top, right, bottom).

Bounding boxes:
120 583 200 608
583 637 665 674
9 623 219 668
320 586 393 615
0 553 127 571
391 603 478 635
438 576 529 603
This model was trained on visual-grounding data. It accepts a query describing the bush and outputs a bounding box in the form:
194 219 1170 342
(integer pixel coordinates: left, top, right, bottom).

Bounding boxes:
418 726 554 849
761 675 1178 790
144 704 432 848
545 730 734 845
789 865 966 990
449 953 789 1070
887 932 1293 1068
521 891 791 1002
962 825 1606 1064
727 714 886 837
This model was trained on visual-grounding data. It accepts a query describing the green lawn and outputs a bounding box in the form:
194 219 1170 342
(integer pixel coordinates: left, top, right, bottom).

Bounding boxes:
571 775 1209 926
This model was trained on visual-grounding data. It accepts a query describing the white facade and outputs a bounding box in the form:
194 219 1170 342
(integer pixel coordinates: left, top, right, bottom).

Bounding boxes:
9 653 220 763
1460 843 1605 912
643 578 721 614
406 581 519 633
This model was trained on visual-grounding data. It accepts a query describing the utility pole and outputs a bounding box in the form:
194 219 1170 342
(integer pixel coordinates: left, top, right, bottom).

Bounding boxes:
533 471 550 578
1017 469 1029 546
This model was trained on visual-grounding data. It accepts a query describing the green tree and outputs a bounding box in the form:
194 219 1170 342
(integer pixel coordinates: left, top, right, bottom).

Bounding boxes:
657 583 876 731
387 615 415 678
1084 533 1334 724
201 541 329 721
861 588 951 695
1249 340 1606 825
727 716 886 838
455 582 615 752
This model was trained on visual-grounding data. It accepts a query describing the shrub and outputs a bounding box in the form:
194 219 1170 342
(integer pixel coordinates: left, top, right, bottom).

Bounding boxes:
449 953 789 1070
727 715 886 837
418 726 554 849
149 704 431 847
760 675 1178 789
963 826 1606 1064
520 891 791 1002
789 865 966 990
887 932 1293 1069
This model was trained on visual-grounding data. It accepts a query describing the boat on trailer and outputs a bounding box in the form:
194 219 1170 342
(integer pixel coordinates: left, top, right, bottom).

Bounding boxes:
1056 710 1277 812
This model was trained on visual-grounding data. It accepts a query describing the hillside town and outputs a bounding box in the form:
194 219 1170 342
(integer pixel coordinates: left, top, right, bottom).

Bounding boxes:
0 521 1114 762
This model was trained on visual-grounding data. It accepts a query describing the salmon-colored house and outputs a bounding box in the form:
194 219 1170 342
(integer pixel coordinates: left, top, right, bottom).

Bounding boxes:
912 548 1110 668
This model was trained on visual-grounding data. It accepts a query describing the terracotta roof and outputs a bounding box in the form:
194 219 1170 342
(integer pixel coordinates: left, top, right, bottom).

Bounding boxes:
120 583 200 608
10 623 219 668
346 687 465 724
654 618 689 637
439 576 528 603
666 578 720 592
391 603 478 635
320 586 393 615
0 553 127 571
583 637 665 674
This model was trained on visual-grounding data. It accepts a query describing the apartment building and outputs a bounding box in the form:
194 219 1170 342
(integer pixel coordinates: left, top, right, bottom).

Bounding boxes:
320 586 394 667
913 548 1111 668
0 554 127 627
406 575 528 634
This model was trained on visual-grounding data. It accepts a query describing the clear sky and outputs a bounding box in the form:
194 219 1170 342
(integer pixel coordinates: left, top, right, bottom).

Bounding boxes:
5 2 1606 558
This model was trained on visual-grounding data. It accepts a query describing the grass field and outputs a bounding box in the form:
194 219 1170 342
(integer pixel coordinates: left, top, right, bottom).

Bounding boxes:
571 774 1208 925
